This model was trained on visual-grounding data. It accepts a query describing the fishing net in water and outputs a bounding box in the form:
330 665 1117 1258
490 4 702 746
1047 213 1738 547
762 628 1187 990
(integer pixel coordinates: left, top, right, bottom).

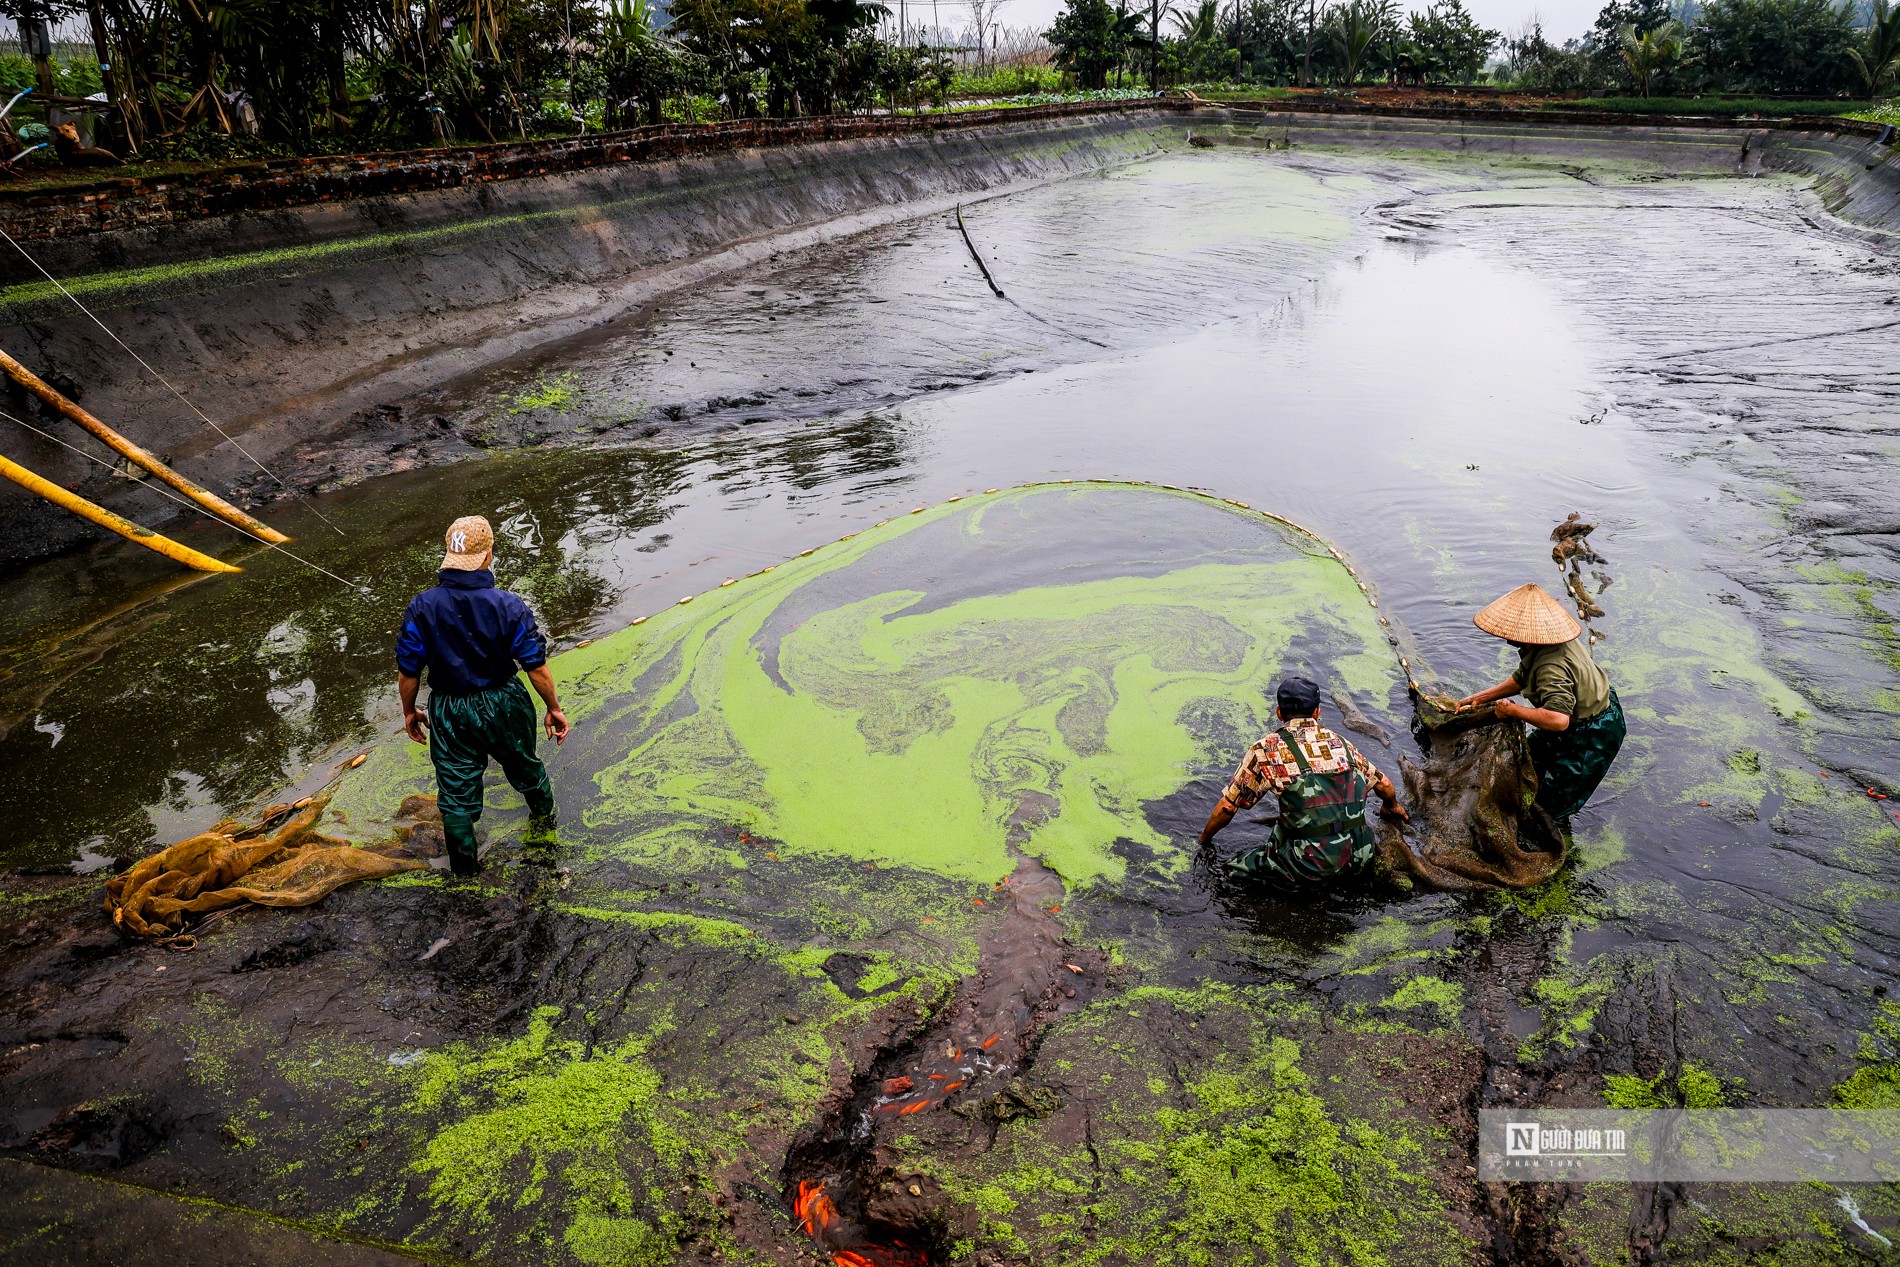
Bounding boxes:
104 775 431 938
325 482 1561 894
1375 693 1566 891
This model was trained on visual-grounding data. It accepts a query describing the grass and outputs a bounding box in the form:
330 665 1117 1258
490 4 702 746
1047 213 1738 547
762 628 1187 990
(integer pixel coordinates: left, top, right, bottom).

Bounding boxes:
946 87 1160 111
1176 84 1300 101
948 65 1065 98
1847 101 1900 126
1555 95 1897 118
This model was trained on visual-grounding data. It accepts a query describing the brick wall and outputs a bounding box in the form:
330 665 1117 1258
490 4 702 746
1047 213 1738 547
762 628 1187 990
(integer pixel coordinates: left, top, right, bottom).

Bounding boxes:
0 101 1188 242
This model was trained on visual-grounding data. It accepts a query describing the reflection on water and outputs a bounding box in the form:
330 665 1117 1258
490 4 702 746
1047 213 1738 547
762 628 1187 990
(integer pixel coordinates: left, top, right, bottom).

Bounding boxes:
0 149 1895 1109
0 422 918 861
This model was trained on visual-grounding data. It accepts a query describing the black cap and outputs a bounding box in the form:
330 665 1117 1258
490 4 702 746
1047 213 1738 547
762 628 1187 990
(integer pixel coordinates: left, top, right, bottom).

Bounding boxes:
1276 676 1321 716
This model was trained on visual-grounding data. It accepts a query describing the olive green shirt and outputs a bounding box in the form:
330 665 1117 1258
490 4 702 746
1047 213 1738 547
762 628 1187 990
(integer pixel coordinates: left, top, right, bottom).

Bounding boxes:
1515 638 1610 721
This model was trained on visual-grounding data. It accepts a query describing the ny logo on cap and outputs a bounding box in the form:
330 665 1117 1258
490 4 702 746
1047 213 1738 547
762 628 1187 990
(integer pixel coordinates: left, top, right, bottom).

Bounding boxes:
450 530 467 552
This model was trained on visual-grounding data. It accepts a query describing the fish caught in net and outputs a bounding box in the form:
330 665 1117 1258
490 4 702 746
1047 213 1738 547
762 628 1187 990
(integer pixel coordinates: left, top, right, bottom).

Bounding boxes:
104 770 431 938
1375 692 1567 891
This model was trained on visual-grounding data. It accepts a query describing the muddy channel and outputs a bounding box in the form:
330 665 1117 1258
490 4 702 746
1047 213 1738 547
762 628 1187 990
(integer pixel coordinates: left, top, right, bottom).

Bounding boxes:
2 138 1898 1265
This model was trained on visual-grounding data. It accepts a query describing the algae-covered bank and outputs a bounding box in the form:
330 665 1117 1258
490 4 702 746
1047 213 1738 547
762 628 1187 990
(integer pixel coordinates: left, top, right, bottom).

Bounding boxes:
3 119 1900 1264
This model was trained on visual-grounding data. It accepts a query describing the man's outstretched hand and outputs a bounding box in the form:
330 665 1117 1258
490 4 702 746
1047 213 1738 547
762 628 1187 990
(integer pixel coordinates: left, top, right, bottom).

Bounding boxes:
1380 801 1411 823
545 708 570 745
404 710 429 744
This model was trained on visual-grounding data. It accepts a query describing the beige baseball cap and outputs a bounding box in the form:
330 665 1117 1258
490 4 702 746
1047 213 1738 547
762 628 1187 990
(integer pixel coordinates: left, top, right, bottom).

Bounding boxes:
441 515 495 571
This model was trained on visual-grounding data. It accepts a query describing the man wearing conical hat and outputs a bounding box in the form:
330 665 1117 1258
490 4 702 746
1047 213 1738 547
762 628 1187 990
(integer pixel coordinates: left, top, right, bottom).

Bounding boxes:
1456 583 1626 823
395 515 569 876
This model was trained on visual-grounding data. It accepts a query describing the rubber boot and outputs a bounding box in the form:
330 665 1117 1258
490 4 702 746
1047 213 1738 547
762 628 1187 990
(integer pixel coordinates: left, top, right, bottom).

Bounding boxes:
524 791 558 844
442 813 482 877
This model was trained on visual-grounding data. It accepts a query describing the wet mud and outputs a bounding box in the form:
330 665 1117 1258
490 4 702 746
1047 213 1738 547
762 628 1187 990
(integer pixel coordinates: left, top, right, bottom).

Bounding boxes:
4 135 1900 1266
784 858 1109 1266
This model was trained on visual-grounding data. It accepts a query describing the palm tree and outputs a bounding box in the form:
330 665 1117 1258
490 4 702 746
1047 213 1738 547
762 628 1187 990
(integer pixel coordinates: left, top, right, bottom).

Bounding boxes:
1617 18 1683 98
1331 0 1380 89
1848 0 1900 100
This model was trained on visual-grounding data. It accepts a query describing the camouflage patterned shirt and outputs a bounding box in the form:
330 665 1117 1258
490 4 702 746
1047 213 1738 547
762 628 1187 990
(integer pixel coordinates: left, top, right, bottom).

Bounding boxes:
1220 717 1384 811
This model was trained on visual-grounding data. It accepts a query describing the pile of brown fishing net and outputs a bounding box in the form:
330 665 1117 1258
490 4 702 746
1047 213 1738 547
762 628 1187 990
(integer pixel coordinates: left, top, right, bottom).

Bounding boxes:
1374 692 1567 891
105 770 433 938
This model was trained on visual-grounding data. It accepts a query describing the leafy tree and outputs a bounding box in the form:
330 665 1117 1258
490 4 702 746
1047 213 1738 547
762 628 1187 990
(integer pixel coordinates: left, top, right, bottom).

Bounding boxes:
1227 0 1308 83
1407 0 1498 80
1591 0 1675 46
601 0 698 125
1689 0 1860 94
1047 0 1132 87
1384 35 1437 82
1499 18 1602 88
1172 0 1241 79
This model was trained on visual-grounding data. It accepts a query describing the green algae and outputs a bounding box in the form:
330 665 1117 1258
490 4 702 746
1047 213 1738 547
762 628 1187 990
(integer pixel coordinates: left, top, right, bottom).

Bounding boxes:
508 373 582 415
550 904 762 948
1652 1181 1900 1264
1833 1000 1900 1109
0 878 96 920
1601 1062 1727 1109
1791 562 1900 678
165 996 267 1089
1523 964 1614 1061
329 484 1402 888
0 202 615 311
930 982 1474 1266
1381 976 1465 1027
1320 914 1461 978
411 1008 699 1234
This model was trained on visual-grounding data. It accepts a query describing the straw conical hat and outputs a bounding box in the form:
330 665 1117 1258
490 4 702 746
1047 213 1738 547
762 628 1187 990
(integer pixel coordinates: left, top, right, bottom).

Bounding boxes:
1473 583 1581 645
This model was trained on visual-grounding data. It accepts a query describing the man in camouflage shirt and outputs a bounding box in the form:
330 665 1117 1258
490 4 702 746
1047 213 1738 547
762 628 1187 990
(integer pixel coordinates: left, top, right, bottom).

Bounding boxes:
1198 676 1409 887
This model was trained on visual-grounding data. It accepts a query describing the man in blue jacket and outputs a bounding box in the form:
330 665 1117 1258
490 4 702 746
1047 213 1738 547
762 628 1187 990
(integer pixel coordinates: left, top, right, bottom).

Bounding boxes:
395 515 569 876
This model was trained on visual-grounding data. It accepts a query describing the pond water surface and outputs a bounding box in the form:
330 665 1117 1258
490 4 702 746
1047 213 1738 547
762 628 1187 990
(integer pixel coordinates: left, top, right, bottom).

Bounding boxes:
1 143 1897 1253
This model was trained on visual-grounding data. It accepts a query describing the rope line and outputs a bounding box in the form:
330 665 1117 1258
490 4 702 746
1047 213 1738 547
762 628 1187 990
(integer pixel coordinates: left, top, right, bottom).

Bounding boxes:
952 205 1109 350
954 204 1006 298
0 225 348 536
1 407 367 591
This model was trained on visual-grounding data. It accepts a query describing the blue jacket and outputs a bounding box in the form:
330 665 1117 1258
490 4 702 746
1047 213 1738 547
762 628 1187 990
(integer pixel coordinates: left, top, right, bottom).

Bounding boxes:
395 570 547 696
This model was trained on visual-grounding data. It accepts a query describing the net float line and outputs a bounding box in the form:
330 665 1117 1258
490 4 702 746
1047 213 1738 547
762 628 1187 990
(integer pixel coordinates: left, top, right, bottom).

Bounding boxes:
611 479 1429 694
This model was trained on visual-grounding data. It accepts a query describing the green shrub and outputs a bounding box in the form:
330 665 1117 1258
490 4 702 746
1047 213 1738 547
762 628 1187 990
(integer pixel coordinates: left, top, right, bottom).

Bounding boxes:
1557 95 1875 115
0 54 104 100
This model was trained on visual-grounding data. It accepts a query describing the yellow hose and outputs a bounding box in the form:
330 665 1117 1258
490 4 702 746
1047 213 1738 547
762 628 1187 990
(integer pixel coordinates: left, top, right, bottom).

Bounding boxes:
0 450 241 573
0 346 291 545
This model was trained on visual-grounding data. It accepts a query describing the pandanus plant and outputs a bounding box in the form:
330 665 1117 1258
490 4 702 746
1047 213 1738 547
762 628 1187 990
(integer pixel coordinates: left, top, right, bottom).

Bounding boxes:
1331 0 1383 89
1848 0 1900 99
1617 18 1684 98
